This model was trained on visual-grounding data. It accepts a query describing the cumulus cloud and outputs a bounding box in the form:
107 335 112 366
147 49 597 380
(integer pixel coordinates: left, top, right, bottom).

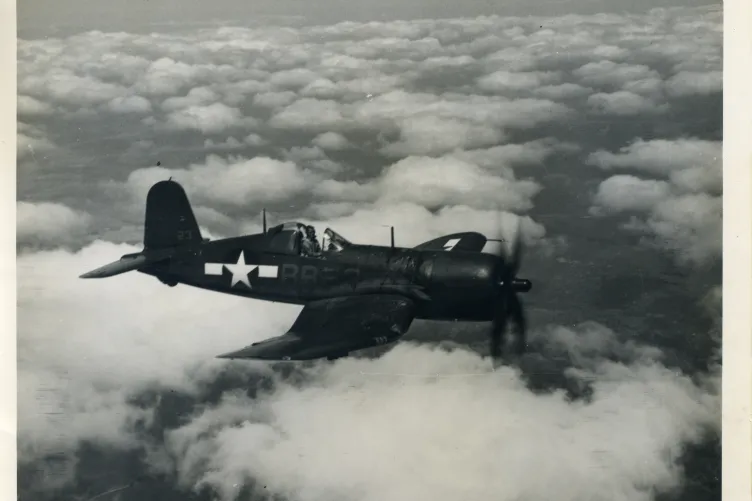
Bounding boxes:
204 134 269 150
665 71 722 97
377 156 540 212
17 241 294 463
17 122 57 162
18 95 54 116
591 175 672 214
125 155 319 207
573 61 661 88
622 193 722 266
588 138 721 266
163 103 259 134
106 94 152 114
157 324 718 501
587 91 667 116
380 116 505 157
17 201 92 248
18 242 719 501
312 131 352 151
477 70 561 93
587 138 721 177
20 68 129 108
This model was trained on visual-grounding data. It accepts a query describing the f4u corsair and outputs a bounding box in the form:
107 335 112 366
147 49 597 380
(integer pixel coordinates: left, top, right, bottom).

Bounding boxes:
81 180 533 363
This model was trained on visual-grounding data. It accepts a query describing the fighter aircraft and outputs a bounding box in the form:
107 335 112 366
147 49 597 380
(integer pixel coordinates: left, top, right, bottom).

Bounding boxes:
80 180 533 363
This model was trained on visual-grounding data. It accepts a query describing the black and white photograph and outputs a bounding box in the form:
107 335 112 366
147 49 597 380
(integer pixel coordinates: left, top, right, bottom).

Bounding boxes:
9 0 748 499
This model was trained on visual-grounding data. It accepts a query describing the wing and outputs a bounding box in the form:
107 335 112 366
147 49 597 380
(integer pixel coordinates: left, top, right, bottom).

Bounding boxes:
413 232 487 252
217 294 416 360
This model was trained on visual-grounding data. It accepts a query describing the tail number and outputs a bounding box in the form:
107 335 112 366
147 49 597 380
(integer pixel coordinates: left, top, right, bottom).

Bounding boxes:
177 230 194 241
373 336 388 345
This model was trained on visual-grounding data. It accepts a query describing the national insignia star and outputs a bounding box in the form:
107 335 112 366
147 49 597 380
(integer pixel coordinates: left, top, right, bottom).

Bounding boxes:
223 251 258 288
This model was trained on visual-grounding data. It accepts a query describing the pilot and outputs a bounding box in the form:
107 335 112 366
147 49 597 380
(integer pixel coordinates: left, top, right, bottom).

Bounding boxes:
305 225 322 256
299 225 319 257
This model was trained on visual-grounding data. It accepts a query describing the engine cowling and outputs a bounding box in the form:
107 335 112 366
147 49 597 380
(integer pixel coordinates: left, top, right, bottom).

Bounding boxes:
417 252 500 320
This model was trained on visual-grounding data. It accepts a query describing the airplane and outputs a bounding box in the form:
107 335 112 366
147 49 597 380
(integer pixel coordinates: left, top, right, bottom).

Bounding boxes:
80 180 533 364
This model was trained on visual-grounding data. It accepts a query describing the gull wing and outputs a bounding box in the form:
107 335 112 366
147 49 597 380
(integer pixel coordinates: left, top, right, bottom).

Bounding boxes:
217 294 417 360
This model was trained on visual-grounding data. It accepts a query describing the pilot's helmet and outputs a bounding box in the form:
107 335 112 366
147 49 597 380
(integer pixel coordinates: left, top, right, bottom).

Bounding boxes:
306 225 316 236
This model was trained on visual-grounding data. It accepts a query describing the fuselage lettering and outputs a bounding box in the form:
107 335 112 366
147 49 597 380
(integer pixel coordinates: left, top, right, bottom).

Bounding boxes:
301 265 317 283
281 263 298 282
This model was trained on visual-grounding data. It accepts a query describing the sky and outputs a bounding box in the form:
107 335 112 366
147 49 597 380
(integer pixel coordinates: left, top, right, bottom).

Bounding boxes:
15 1 723 501
18 0 719 37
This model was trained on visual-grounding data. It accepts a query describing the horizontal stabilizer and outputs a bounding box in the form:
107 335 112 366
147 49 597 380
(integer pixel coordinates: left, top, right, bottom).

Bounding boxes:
79 254 149 279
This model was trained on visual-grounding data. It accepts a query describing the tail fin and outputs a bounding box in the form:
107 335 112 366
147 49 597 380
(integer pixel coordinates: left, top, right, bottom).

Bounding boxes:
79 180 202 280
144 180 203 250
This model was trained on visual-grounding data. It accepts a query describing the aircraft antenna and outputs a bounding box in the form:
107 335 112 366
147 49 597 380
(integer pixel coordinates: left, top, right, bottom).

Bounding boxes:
382 225 395 249
262 208 267 233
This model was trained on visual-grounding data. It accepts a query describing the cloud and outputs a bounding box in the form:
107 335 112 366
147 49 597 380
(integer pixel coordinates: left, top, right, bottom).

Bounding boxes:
17 201 92 248
16 7 722 499
18 241 719 501
476 70 561 93
158 324 718 501
163 103 259 134
622 193 722 266
125 155 319 207
17 241 295 463
586 91 668 116
252 91 299 109
160 86 220 112
380 116 505 157
106 94 152 114
204 133 268 150
588 138 721 266
17 122 57 162
311 131 352 151
665 70 722 97
18 95 54 116
20 68 129 108
376 156 540 212
573 61 661 88
590 175 672 214
587 138 721 178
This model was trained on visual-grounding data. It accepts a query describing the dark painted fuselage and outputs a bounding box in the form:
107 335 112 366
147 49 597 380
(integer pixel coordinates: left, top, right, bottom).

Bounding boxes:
138 230 501 322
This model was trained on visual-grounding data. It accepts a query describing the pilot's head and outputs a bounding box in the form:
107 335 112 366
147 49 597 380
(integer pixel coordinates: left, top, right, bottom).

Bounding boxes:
306 226 316 236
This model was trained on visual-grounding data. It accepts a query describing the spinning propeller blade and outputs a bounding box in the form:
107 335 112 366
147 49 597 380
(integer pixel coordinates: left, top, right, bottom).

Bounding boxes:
487 216 531 364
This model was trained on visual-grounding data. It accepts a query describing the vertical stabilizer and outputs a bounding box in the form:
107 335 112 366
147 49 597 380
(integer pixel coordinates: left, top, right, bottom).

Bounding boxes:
144 180 203 249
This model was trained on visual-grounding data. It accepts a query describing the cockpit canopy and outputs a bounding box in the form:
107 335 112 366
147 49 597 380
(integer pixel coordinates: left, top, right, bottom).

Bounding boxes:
266 222 351 257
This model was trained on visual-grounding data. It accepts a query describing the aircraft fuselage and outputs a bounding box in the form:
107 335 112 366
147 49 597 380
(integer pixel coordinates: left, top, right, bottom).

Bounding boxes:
138 233 502 322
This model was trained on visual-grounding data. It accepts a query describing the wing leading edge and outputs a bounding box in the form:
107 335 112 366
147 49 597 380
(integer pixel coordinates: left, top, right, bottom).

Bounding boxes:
218 294 416 361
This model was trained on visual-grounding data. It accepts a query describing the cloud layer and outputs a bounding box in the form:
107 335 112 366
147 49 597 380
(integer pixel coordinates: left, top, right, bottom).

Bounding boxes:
18 243 720 501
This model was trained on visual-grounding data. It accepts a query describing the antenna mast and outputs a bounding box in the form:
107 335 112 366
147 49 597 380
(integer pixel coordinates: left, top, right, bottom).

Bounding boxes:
262 208 267 233
390 226 395 249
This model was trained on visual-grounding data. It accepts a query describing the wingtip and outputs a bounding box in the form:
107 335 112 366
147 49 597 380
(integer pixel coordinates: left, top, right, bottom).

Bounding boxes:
216 348 248 359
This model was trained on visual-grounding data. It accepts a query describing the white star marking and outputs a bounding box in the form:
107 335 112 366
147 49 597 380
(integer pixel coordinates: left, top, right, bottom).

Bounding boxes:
443 238 461 251
224 251 258 288
204 252 279 288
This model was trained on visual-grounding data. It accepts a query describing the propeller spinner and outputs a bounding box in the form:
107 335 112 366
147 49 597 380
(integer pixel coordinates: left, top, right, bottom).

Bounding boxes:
487 219 532 364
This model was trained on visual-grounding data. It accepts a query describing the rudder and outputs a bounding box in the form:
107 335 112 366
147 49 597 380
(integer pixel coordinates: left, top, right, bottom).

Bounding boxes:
144 180 203 249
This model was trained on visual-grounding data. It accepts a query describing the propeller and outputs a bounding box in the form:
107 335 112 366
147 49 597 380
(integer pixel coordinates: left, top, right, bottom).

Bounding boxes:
486 218 532 364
